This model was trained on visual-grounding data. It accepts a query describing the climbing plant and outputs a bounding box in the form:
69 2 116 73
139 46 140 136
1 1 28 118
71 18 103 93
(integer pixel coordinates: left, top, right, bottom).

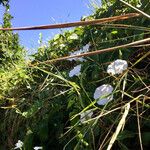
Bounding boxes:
0 4 28 105
0 0 150 150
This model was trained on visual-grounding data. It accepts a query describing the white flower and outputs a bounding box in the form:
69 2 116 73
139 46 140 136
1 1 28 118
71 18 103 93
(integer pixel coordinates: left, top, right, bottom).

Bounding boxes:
59 44 66 49
94 84 114 105
53 41 57 45
68 50 84 61
68 44 90 62
69 33 78 40
14 140 24 149
69 65 81 77
82 43 90 53
107 59 128 75
80 109 93 123
34 146 43 150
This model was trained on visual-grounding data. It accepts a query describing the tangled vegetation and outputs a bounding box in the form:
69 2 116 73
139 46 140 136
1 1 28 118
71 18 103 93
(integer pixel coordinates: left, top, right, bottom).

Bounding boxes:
0 0 150 150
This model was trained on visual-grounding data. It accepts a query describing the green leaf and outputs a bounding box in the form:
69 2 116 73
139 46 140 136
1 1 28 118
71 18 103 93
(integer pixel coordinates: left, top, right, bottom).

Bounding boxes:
67 99 75 109
142 132 150 146
117 130 135 140
111 30 118 34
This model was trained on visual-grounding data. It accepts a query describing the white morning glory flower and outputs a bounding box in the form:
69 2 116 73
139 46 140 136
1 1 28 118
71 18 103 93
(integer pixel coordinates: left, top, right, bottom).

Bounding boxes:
69 33 78 40
68 50 85 61
69 64 81 77
80 109 93 123
14 140 24 149
59 44 66 49
34 146 43 150
82 43 90 53
53 41 58 45
68 43 90 61
107 59 128 75
94 84 114 105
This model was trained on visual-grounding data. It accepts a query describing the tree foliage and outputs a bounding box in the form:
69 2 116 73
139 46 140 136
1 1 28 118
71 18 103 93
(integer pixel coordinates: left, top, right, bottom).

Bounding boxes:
0 0 9 6
0 5 28 104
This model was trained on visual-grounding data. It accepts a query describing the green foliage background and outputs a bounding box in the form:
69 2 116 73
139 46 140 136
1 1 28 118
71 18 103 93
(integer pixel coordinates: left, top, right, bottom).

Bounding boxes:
0 0 150 150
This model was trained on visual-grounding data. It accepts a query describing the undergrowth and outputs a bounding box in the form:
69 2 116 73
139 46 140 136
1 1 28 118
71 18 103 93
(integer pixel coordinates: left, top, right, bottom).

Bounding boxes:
0 0 150 150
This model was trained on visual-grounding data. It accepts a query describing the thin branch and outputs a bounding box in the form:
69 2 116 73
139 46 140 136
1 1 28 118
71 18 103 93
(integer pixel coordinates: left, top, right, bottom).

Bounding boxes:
31 37 150 66
136 101 143 150
106 103 130 150
119 0 150 19
0 13 140 31
131 44 150 47
97 23 150 31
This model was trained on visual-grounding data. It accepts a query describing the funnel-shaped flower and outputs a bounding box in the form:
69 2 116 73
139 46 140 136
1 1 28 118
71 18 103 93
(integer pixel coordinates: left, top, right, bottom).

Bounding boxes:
14 140 24 149
107 59 128 75
34 146 43 150
69 64 81 77
94 84 114 105
68 43 90 62
69 33 78 40
80 109 93 123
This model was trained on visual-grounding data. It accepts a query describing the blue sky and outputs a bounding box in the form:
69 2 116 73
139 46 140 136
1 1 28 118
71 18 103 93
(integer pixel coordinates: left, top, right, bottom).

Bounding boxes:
0 0 96 54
